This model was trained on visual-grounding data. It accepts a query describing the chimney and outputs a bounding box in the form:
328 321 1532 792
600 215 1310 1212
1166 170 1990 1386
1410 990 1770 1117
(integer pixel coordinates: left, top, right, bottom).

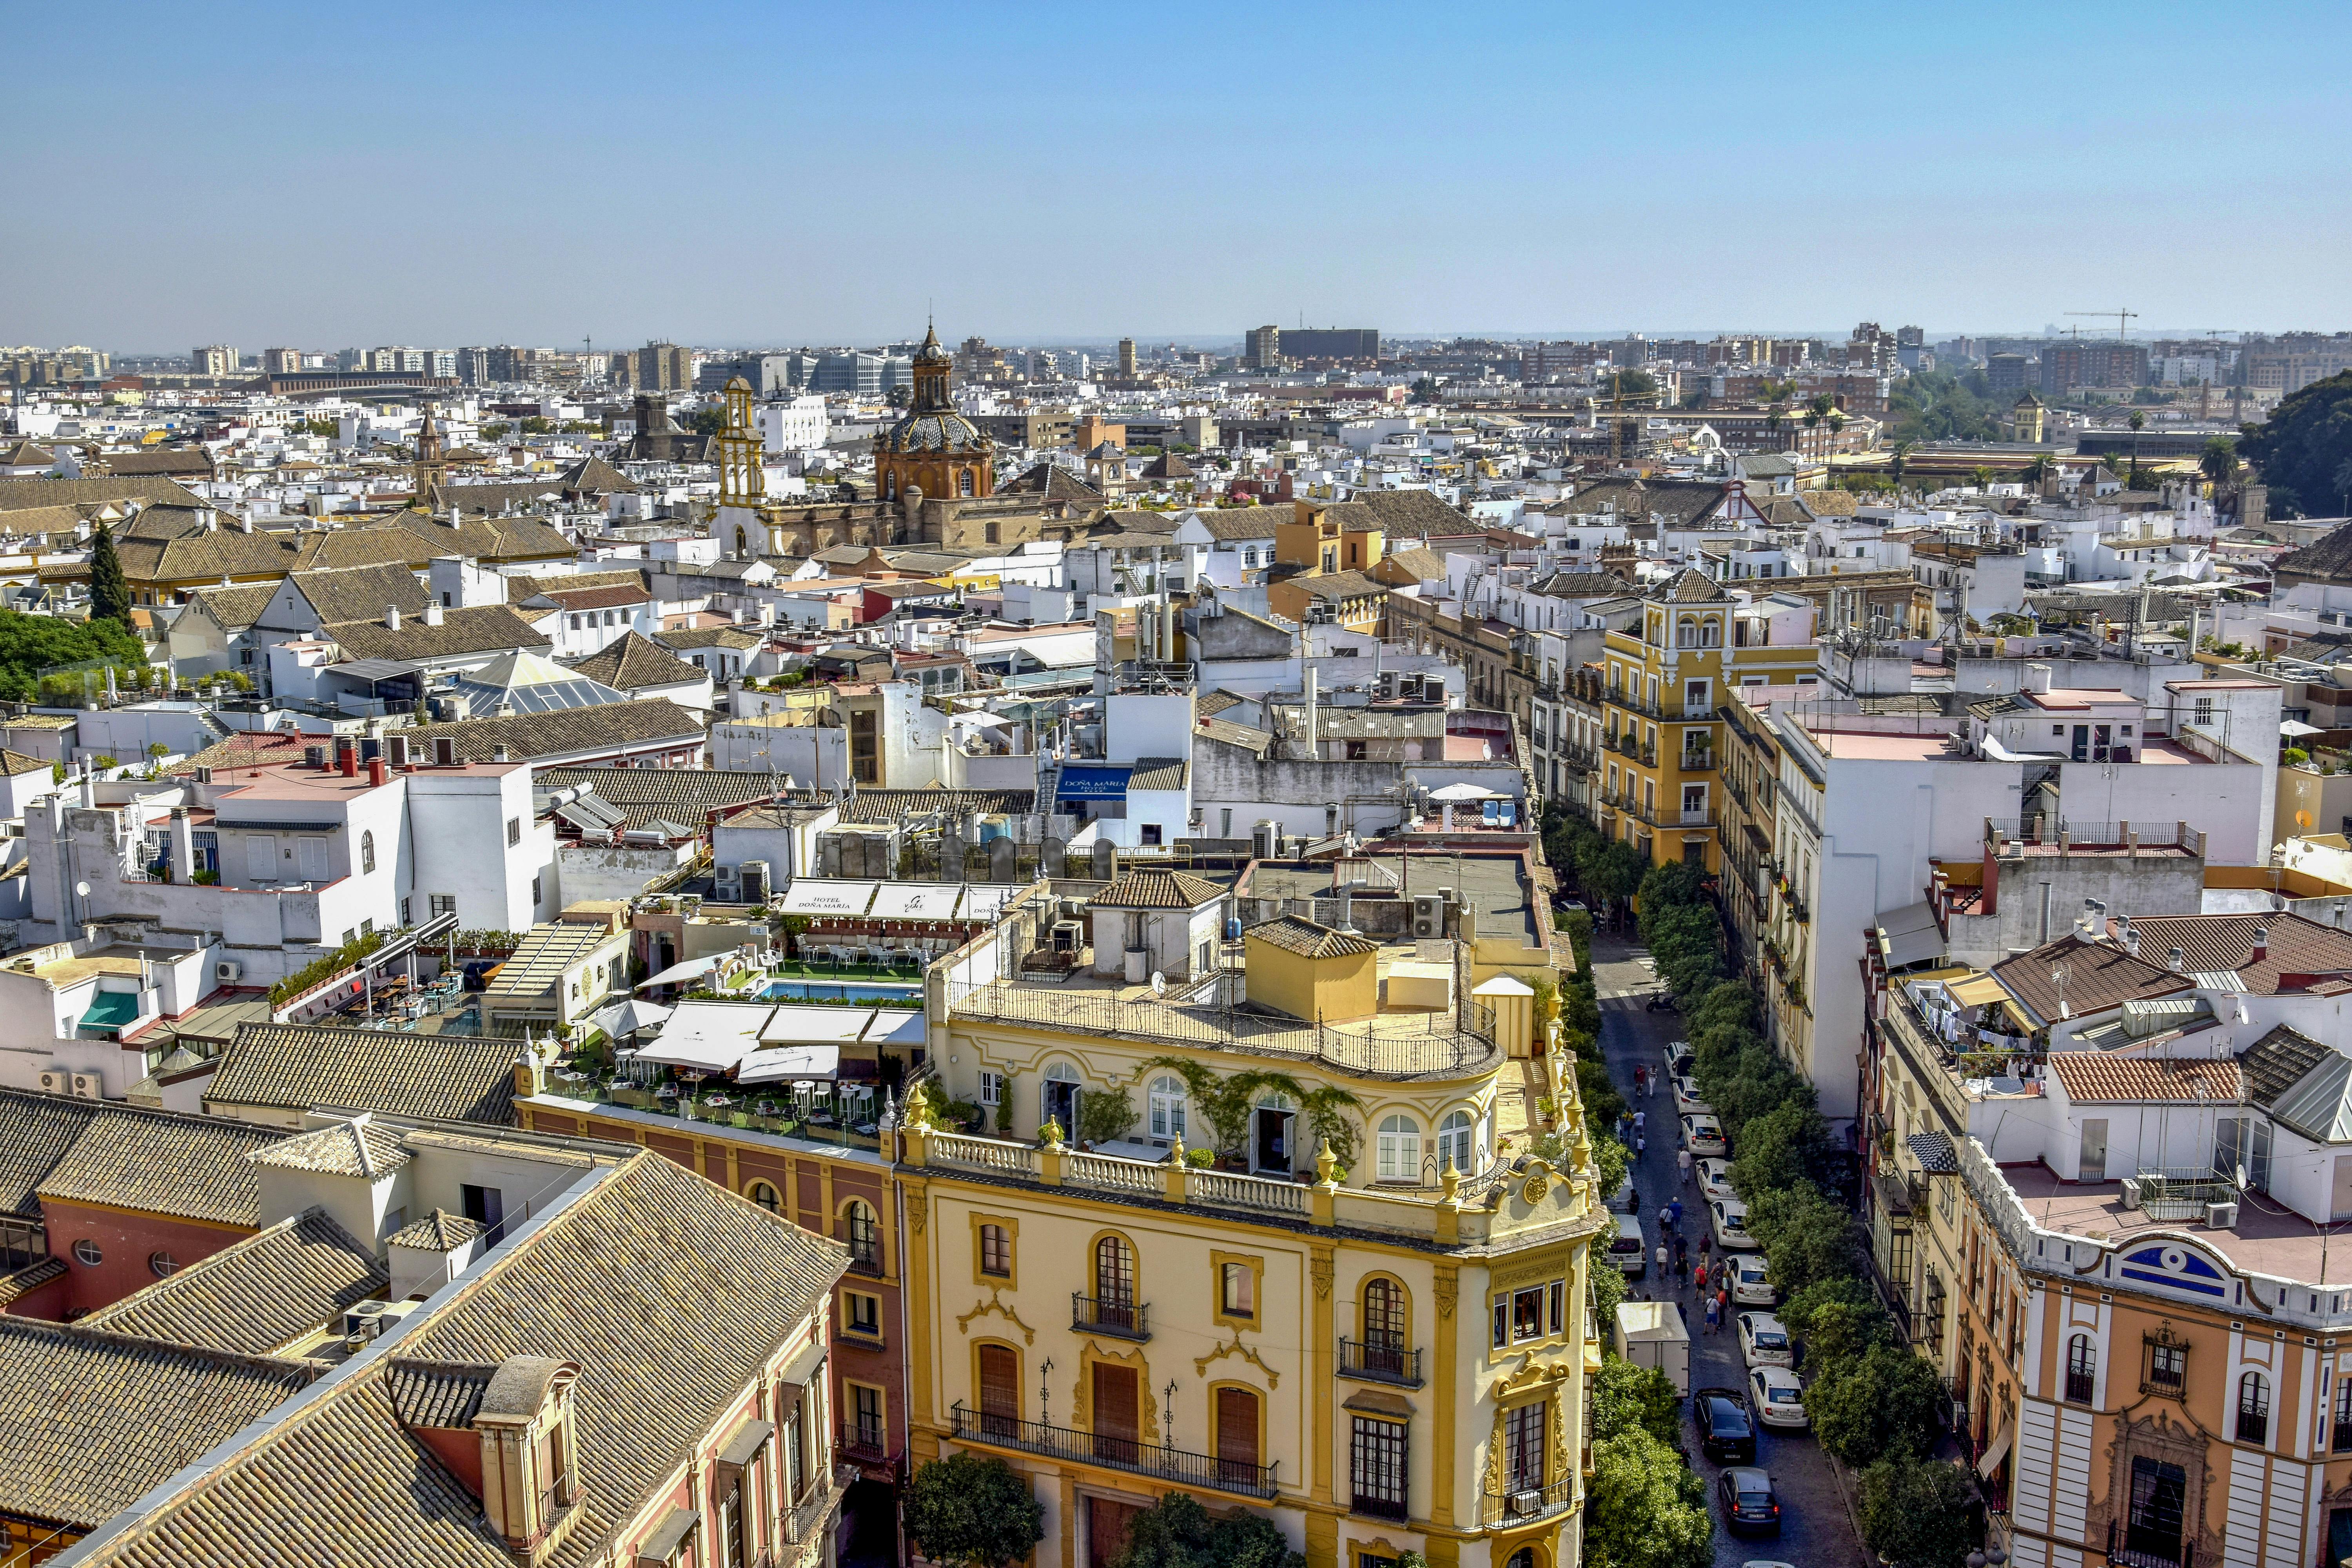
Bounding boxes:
2251 926 2269 964
337 740 358 777
169 806 196 884
434 736 457 767
385 605 402 632
368 756 388 787
2124 923 2141 959
492 744 511 763
2168 946 2185 973
2023 662 2053 695
423 601 445 626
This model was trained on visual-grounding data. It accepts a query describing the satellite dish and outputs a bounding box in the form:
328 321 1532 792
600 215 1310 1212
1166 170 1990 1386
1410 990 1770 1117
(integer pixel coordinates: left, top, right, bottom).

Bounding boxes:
73 882 89 898
1150 971 1166 997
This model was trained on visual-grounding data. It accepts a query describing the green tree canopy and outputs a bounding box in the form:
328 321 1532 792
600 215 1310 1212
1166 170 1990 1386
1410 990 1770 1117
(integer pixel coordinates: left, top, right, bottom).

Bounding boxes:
1108 1492 1303 1568
1589 1354 1682 1447
1746 1180 1865 1297
2238 371 2352 516
902 1453 1047 1568
0 610 148 703
1728 1098 1840 1193
1582 1427 1715 1568
1857 1453 1977 1568
1808 1342 1946 1465
1885 368 2001 445
87 519 131 626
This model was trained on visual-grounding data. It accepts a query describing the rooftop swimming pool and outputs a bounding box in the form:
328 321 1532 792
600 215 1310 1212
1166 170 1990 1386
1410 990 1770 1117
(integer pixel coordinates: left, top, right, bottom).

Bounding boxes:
757 978 924 1005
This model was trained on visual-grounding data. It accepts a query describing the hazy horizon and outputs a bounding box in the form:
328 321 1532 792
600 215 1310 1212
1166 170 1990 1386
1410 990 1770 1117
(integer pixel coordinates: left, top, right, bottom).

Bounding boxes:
11 0 2349 351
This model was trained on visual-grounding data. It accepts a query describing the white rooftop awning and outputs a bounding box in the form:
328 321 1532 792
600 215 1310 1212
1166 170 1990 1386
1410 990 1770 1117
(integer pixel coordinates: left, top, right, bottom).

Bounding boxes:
627 1001 775 1072
638 955 721 990
1874 901 1945 970
735 1043 843 1085
776 878 879 916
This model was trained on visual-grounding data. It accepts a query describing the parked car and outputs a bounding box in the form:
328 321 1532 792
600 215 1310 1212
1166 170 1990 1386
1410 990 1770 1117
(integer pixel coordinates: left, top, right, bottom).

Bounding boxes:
1738 1312 1794 1370
1606 1171 1638 1213
1682 1114 1726 1158
1716 1467 1781 1534
1696 1156 1736 1204
1712 1198 1760 1251
1749 1367 1808 1430
1728 1252 1773 1306
1693 1386 1757 1463
1609 1209 1649 1278
1672 1074 1713 1116
1664 1040 1695 1078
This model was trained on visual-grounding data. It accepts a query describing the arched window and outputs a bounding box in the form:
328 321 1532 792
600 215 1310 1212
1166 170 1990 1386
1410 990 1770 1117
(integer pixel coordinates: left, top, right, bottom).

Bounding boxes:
2065 1335 2096 1403
1376 1115 1421 1183
734 524 748 556
2238 1370 2270 1444
1042 1062 1081 1133
884 474 896 501
1677 617 1698 647
747 1181 779 1214
360 830 375 875
958 469 975 497
1148 1074 1188 1142
1437 1109 1477 1175
1093 1234 1138 1332
1361 1276 1407 1377
842 1200 880 1272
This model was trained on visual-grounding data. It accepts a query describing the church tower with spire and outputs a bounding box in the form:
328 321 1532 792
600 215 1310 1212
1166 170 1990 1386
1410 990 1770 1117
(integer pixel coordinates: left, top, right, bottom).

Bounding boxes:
412 401 448 505
873 324 993 513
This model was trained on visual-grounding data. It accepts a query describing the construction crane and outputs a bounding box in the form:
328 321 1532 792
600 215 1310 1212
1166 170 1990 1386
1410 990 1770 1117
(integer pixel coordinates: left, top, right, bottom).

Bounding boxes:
2066 308 2139 341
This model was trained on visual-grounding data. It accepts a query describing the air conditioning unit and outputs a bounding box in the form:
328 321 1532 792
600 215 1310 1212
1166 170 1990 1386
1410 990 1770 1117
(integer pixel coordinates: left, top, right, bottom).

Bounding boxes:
69 1073 100 1100
713 864 741 898
2206 1200 2239 1228
2118 1178 2141 1211
738 860 770 906
36 1069 67 1095
215 960 243 984
1413 895 1447 940
1051 920 1083 953
1508 1490 1543 1516
343 1299 392 1340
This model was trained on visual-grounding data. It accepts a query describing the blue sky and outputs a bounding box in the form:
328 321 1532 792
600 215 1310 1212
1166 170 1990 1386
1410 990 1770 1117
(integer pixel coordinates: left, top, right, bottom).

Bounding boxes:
8 0 2348 351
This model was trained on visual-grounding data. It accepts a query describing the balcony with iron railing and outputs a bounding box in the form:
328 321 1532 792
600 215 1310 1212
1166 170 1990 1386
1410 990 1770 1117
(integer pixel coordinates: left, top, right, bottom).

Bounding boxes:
1675 746 1715 774
951 1403 1278 1498
1073 1292 1150 1341
1481 1475 1576 1526
839 1419 892 1466
1338 1337 1424 1388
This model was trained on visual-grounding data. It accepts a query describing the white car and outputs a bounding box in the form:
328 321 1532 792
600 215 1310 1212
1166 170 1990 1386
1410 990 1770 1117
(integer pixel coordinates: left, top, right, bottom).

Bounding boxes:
1671 1075 1713 1117
1728 1251 1774 1305
1664 1040 1695 1078
1697 1156 1737 1204
1682 1114 1726 1157
1739 1312 1794 1370
1749 1367 1808 1430
1608 1210 1648 1278
1712 1198 1759 1250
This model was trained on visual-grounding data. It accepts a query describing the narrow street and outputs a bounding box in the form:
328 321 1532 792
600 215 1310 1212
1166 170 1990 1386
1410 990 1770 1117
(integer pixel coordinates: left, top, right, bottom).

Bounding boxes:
1590 935 1870 1568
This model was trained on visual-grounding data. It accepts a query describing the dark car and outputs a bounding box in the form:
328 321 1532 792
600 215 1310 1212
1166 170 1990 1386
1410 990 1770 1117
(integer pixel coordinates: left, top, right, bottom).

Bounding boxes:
1715 1466 1781 1534
1693 1386 1757 1463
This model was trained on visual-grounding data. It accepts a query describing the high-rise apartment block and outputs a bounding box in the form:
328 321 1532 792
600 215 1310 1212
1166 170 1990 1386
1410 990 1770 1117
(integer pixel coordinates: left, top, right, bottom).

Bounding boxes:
1116 337 1137 376
1280 327 1380 361
1243 325 1282 370
189 345 237 376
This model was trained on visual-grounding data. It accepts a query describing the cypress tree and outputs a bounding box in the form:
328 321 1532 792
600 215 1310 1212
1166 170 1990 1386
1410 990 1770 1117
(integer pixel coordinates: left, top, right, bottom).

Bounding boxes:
88 519 131 626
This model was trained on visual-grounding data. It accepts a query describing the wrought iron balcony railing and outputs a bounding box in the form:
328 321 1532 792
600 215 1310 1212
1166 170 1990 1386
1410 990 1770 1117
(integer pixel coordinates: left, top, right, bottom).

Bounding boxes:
951 1403 1278 1498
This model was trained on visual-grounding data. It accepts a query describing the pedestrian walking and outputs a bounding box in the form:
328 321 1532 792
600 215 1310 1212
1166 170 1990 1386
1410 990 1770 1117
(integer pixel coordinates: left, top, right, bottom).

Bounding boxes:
1672 1234 1688 1271
1632 1108 1646 1135
1657 1205 1675 1240
1633 1066 1646 1096
1704 1296 1720 1334
1717 1285 1730 1321
1644 1068 1655 1099
1636 1133 1645 1156
1667 1197 1683 1230
1677 1148 1693 1185
1692 1260 1707 1296
1654 1242 1669 1277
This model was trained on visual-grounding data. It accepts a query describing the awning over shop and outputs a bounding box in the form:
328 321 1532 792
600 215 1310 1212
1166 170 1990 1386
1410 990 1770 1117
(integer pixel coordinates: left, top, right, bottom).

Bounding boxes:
1976 1421 2013 1478
1056 765 1132 800
1874 901 1945 970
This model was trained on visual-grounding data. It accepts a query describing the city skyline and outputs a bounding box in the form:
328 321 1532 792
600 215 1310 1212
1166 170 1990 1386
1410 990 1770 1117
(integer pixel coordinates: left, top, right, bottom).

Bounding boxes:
8 1 2349 348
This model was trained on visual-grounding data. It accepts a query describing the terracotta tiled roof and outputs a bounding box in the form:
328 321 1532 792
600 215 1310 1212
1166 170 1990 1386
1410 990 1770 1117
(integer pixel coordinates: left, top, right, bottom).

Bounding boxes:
399 697 704 765
66 1152 847 1568
0 1316 313 1530
2120 913 2352 995
287 563 432 625
0 476 207 512
2046 1053 2241 1105
1989 933 2192 1024
323 603 551 662
1128 757 1188 790
0 748 46 776
207 1024 521 1124
1247 913 1376 959
4 1093 280 1226
534 583 652 612
389 1209 485 1250
1094 867 1224 910
503 569 645 604
79 1207 386 1358
566 632 707 692
248 1117 414 1177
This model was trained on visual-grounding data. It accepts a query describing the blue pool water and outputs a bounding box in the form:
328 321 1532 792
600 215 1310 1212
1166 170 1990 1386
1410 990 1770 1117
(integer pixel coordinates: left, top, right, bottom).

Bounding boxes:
758 979 923 1005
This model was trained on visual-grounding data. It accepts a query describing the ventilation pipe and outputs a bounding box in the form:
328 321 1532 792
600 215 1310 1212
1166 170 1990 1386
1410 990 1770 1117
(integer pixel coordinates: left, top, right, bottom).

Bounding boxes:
2251 926 2269 964
2168 946 2185 973
1303 666 1318 759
